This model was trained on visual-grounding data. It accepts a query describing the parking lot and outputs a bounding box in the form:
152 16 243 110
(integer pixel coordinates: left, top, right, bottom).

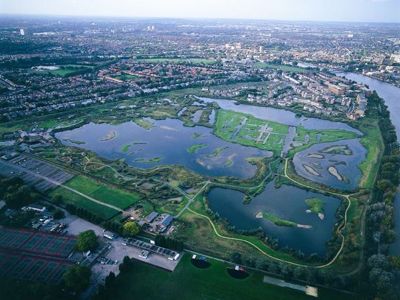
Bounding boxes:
59 212 181 280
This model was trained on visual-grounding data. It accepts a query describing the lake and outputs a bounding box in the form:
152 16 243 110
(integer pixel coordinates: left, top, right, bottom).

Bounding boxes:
198 97 361 134
56 118 272 179
207 183 341 256
293 139 367 191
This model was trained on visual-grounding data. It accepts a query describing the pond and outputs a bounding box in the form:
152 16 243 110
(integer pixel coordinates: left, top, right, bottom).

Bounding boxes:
55 118 272 179
293 139 367 191
207 183 341 256
198 97 361 134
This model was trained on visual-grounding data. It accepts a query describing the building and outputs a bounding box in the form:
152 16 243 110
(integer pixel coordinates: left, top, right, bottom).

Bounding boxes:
160 215 174 232
22 204 46 213
103 231 116 240
328 84 344 96
145 211 159 223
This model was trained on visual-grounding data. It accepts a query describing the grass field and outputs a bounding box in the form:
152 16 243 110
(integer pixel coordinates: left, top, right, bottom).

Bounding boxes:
214 109 358 156
255 62 309 73
44 65 92 77
50 175 140 219
214 109 288 155
358 118 383 189
106 254 352 300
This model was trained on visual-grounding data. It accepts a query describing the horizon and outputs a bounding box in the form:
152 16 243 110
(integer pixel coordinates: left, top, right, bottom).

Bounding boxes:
2 12 400 25
1 0 400 23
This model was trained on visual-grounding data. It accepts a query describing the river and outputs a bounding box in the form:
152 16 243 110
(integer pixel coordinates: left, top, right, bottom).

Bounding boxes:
340 72 400 255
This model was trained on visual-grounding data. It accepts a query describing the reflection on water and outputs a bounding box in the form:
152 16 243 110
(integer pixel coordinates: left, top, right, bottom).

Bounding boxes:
207 183 341 256
199 97 361 134
340 72 400 255
56 118 272 179
293 139 366 191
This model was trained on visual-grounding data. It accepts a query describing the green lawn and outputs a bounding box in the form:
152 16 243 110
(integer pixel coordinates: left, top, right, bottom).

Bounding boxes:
107 255 352 300
358 118 383 189
51 187 118 220
45 65 92 77
214 109 288 155
50 175 140 219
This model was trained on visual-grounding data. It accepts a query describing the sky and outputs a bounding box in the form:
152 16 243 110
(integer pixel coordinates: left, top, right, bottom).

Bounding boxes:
1 0 399 23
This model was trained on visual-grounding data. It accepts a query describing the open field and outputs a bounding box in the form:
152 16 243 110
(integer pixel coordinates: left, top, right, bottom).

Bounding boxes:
214 109 288 154
44 64 92 77
61 176 140 209
357 118 383 189
105 254 352 300
50 175 140 220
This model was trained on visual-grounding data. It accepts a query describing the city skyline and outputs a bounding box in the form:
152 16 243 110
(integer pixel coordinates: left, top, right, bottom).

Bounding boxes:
1 0 400 23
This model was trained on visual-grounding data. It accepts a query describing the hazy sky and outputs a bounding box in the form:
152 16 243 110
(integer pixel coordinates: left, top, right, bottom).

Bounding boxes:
1 0 399 23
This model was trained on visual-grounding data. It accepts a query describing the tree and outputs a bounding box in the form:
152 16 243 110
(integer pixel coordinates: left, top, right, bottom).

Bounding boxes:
122 221 140 237
53 194 63 205
53 209 65 220
119 256 133 273
5 185 35 209
76 230 98 252
63 265 91 294
104 272 116 288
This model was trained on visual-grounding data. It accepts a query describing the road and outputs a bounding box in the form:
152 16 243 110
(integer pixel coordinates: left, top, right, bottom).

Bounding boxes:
173 180 211 218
